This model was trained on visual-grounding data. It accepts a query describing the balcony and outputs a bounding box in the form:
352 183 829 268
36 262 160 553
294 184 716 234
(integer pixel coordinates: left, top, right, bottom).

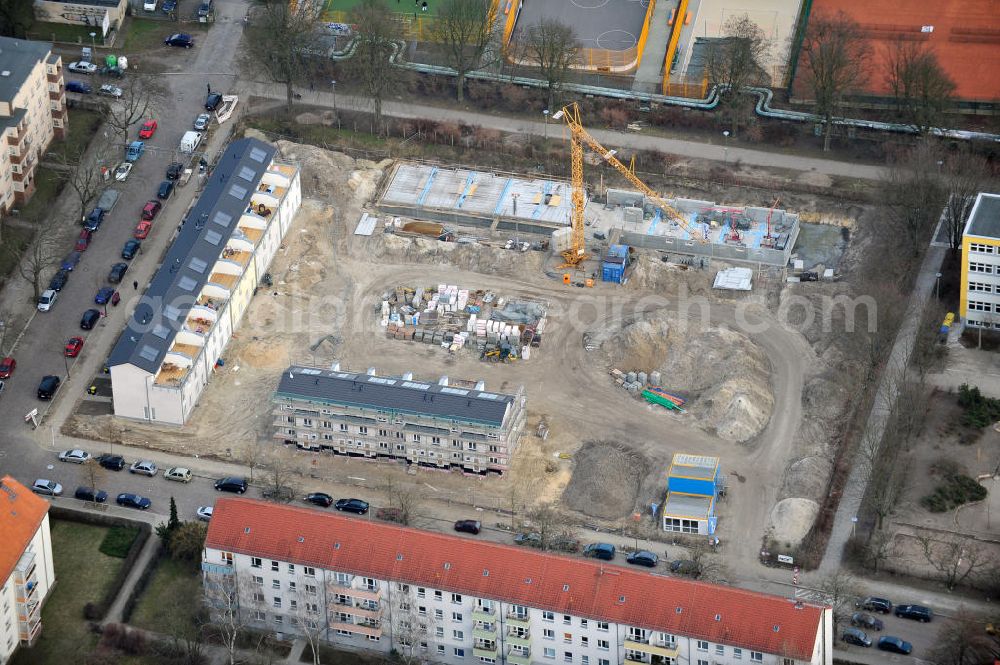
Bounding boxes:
474 646 498 659
329 620 382 638
473 626 496 640
351 604 383 621
208 271 239 290
623 641 678 659
18 615 41 644
507 654 531 665
473 608 495 622
506 613 529 629
155 360 191 386
201 563 234 575
506 632 530 648
222 246 253 267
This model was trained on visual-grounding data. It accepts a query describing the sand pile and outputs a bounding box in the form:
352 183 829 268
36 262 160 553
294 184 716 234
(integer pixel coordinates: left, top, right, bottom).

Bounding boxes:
562 441 649 520
602 314 773 442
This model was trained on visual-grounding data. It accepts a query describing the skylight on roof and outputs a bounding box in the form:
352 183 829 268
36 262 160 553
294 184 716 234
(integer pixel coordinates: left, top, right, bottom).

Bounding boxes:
229 184 248 200
213 211 233 227
139 345 158 362
477 392 501 400
189 257 208 273
164 305 182 321
440 387 469 396
368 376 397 385
204 230 223 245
249 147 268 163
178 276 197 292
402 381 430 390
238 166 257 182
299 368 321 375
152 325 170 340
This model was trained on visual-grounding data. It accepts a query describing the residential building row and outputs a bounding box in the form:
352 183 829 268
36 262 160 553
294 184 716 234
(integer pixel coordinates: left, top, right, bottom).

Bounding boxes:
203 498 832 665
0 36 66 215
108 137 301 425
0 476 56 665
273 366 527 474
959 192 1000 330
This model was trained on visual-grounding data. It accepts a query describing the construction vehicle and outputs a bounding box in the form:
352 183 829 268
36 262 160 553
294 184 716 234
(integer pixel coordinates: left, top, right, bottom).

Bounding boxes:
551 103 706 267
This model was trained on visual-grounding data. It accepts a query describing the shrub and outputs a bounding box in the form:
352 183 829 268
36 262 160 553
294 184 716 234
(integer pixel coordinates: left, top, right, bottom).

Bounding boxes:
957 383 1000 428
99 525 140 558
920 474 988 512
83 601 102 620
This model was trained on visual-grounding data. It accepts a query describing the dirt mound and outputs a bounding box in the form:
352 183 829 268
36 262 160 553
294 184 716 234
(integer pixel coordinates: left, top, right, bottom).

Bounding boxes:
272 140 386 208
601 314 773 442
562 441 648 520
363 234 546 278
766 498 820 549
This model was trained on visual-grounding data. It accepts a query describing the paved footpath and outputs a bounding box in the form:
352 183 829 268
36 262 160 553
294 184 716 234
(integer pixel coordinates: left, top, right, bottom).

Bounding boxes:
239 81 887 181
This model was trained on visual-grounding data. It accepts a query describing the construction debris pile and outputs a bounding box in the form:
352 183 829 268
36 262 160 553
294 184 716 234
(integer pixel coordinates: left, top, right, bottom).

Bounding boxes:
381 284 548 362
610 368 687 412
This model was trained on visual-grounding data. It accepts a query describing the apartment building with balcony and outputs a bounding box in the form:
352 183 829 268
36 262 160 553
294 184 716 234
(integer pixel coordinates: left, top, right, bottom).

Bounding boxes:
107 138 301 425
0 476 56 664
959 192 1000 331
203 499 832 665
273 366 527 474
0 36 66 215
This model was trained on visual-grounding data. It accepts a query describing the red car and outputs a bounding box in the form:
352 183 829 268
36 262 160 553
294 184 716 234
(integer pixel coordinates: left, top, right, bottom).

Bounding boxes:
134 220 152 239
75 228 92 251
0 356 15 379
138 119 157 139
64 337 84 357
141 200 162 220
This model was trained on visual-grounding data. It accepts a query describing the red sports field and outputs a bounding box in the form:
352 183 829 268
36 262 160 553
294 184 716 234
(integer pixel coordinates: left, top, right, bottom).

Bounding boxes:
804 0 1000 102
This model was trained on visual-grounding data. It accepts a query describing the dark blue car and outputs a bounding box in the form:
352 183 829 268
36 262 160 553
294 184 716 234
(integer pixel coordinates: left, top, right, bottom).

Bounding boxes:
121 239 141 259
877 636 912 655
48 269 69 292
116 493 151 510
84 207 106 232
66 80 93 94
162 0 176 10
164 33 193 48
74 486 108 503
95 287 118 305
60 251 82 272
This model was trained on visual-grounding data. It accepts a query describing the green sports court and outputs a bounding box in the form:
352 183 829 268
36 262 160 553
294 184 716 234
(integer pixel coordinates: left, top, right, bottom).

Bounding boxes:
322 0 442 19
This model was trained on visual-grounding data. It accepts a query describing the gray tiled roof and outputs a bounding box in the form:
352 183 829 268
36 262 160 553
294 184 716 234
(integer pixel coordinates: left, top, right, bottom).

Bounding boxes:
965 193 1000 240
0 37 53 104
107 138 277 375
276 367 513 427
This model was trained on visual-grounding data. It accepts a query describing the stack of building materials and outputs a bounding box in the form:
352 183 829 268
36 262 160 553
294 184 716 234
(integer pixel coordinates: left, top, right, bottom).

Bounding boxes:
609 368 686 411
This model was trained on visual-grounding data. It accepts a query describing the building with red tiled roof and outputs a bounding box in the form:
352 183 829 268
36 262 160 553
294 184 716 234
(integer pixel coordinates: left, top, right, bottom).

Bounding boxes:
0 476 56 661
203 499 832 665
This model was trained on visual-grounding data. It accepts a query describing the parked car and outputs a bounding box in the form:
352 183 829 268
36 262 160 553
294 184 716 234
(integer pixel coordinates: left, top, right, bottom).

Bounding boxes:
67 61 98 74
194 113 211 131
514 532 542 547
304 492 333 507
32 479 63 496
841 628 872 647
214 477 248 493
108 262 129 283
583 543 616 561
121 239 141 260
894 604 933 622
64 337 85 357
84 207 106 232
197 0 211 17
876 636 912 655
66 80 93 94
162 0 176 11
75 486 108 503
95 287 119 306
166 162 184 180
98 84 123 98
80 308 101 330
335 498 369 514
0 357 15 379
157 180 174 199
550 535 582 553
141 200 162 220
37 289 58 312
58 448 91 463
669 559 701 576
800 271 819 282
164 33 194 48
129 460 158 476
48 270 69 291
164 467 192 483
61 251 82 272
37 375 60 399
138 119 158 139
96 454 126 471
205 92 222 111
133 221 152 240
117 493 152 510
114 161 133 181
626 550 659 567
851 612 884 631
453 520 481 535
196 506 213 521
857 597 892 614
75 229 93 251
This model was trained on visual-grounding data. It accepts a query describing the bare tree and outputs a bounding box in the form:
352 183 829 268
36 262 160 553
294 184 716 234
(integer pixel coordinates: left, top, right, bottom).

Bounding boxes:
517 18 580 112
382 477 423 526
433 0 498 102
942 148 994 250
390 593 435 665
0 307 12 356
243 0 326 112
259 445 298 502
202 572 254 665
82 460 107 504
817 571 861 633
101 73 167 142
798 11 870 151
686 541 725 583
169 522 208 564
290 582 327 665
51 143 116 224
348 0 399 132
916 535 991 591
884 38 956 136
878 142 947 257
163 590 207 665
928 608 995 665
704 14 771 136
863 528 897 573
525 503 561 550
3 231 60 301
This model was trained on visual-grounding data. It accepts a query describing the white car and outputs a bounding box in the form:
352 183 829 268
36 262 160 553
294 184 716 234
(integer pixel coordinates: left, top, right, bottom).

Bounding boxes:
113 162 132 182
193 113 211 131
196 506 213 521
58 449 91 464
164 467 192 483
143 0 157 9
32 479 63 496
67 61 98 75
99 84 123 98
129 460 158 476
37 289 57 312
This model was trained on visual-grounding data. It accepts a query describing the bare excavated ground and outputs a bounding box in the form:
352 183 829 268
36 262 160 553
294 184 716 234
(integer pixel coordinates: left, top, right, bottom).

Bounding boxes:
63 134 868 573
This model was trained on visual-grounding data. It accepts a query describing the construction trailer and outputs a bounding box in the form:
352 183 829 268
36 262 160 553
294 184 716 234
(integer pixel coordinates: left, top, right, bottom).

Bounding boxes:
601 244 630 283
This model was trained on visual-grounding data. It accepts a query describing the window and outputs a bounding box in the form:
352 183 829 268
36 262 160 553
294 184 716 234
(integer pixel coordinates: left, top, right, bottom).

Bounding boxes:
288 564 295 574
253 575 263 586
969 300 992 312
435 609 444 620
417 587 426 598
454 648 465 658
434 591 443 601
663 517 700 533
580 637 589 647
273 597 282 608
398 583 410 593
251 557 262 569
970 243 995 254
304 566 316 577
418 606 427 616
628 627 646 641
564 653 573 663
340 423 348 431
582 657 589 665
542 611 555 622
969 281 993 293
288 582 296 592
580 619 588 629
543 629 555 640
363 577 377 590
969 262 994 274
452 612 463 623
400 601 411 612
597 621 609 631
563 615 572 625
305 584 317 595
563 633 572 644
598 660 609 665
715 645 725 656
221 551 233 565
734 648 742 660
436 627 444 638
437 645 446 655
272 579 280 589
271 561 279 572
451 593 463 604
453 630 464 640
698 661 709 665
290 600 298 611
478 599 494 612
544 648 556 659
750 653 763 663
420 642 428 652
252 592 265 603
597 640 609 651
252 610 266 621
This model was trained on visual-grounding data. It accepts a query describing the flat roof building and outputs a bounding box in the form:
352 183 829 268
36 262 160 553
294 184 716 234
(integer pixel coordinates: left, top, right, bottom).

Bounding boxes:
959 193 1000 330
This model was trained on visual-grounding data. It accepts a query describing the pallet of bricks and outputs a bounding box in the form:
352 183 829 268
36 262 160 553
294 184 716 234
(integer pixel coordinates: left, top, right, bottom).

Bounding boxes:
382 284 474 351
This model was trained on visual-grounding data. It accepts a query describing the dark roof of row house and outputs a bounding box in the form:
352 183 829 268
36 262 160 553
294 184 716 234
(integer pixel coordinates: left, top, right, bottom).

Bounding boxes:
107 138 277 374
275 366 515 427
0 37 53 103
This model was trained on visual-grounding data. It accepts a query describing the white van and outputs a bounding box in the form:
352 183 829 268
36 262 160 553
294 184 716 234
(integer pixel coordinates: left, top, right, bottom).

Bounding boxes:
179 130 203 154
143 0 157 10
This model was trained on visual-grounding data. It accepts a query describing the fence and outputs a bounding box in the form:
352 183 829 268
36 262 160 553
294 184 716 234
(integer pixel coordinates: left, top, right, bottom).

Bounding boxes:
662 77 709 99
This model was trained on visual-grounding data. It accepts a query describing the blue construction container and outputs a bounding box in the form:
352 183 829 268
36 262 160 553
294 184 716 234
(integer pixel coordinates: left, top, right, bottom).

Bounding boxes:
601 244 630 283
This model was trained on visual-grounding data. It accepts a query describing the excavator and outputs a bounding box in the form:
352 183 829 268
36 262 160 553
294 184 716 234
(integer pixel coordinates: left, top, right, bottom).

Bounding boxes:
551 102 707 268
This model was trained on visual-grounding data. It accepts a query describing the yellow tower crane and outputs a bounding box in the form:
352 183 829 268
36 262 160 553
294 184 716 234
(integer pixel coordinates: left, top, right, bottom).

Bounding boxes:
551 102 705 267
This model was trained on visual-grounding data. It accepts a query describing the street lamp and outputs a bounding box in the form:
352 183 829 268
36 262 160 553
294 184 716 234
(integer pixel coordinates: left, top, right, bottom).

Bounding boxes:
330 80 337 111
63 353 71 379
936 272 943 299
89 31 96 50
722 130 730 164
543 109 550 140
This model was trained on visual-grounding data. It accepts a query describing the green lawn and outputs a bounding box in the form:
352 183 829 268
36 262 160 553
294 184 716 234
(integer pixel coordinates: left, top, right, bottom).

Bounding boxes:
122 17 209 53
45 109 104 164
0 225 35 282
17 167 64 224
129 555 202 634
12 520 125 665
28 22 105 45
323 0 440 18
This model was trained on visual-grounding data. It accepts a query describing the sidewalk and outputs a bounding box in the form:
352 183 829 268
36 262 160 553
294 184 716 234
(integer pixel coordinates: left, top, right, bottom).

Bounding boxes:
238 80 887 181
